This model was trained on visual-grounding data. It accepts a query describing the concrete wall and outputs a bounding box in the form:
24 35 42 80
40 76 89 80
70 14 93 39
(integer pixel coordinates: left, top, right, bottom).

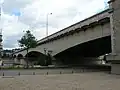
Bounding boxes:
106 0 120 74
108 0 120 58
111 64 120 74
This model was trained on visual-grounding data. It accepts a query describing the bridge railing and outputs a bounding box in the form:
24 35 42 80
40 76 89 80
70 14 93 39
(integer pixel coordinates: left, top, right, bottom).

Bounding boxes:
37 9 110 44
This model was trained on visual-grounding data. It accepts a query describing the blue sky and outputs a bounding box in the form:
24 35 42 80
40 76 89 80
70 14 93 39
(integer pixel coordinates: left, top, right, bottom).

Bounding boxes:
11 8 21 16
1 0 109 49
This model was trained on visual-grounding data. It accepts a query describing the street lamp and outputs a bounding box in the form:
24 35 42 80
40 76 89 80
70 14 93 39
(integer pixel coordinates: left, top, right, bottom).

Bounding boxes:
46 13 52 37
44 48 47 65
0 2 3 60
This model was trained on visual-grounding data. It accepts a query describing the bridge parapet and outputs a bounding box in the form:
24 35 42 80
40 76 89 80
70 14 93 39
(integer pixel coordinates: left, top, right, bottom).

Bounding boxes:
37 9 110 45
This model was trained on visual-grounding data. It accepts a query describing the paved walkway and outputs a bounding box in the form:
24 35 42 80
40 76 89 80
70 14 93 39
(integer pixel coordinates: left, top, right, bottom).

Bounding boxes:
0 66 110 76
0 72 120 90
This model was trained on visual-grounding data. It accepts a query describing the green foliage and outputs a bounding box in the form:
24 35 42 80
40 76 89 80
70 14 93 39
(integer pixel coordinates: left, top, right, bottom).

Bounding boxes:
18 30 37 68
18 30 37 49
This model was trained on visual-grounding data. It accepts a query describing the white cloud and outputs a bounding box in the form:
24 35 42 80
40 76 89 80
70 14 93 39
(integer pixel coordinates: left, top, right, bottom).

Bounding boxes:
1 0 109 49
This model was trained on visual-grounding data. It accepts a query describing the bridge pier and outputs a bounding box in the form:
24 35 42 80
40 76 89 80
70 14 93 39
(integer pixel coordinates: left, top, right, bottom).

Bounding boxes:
107 0 120 74
14 58 20 65
14 58 26 65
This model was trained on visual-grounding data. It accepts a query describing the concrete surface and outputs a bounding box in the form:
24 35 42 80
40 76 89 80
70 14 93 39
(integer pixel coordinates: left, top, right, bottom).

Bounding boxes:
0 66 110 76
0 72 120 90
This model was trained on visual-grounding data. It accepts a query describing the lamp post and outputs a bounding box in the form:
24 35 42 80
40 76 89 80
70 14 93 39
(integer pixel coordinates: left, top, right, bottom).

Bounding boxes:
46 13 52 37
44 48 47 66
0 1 3 60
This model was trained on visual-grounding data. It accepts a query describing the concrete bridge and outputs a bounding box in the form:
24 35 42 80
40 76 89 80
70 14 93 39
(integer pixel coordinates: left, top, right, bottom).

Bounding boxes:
14 9 111 64
13 0 120 74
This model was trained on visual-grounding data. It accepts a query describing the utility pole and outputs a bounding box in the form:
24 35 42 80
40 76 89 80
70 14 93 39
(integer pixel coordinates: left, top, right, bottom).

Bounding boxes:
0 1 3 69
0 1 3 60
46 13 52 37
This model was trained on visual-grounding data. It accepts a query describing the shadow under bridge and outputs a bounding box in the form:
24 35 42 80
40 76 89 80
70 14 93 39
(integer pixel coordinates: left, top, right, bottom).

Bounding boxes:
54 36 112 65
25 51 52 66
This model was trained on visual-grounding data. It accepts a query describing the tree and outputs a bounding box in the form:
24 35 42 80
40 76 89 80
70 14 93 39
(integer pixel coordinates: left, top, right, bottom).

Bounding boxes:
18 30 37 68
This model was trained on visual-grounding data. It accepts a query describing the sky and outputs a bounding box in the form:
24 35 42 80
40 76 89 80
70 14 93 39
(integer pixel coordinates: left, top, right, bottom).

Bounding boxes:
0 0 109 49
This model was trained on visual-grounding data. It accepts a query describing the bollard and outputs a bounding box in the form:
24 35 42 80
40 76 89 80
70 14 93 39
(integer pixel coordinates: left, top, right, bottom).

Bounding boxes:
2 72 4 76
80 69 82 72
33 72 35 75
60 71 62 74
46 72 48 75
72 70 74 74
83 68 84 72
18 72 20 76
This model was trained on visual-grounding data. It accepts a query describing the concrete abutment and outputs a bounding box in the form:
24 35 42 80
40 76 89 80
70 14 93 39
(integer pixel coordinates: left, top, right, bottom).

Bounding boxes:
107 0 120 74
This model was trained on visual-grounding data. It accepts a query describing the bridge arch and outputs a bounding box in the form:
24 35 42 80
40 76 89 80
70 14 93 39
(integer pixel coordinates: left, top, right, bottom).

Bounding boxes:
17 54 23 58
25 51 49 65
16 54 24 62
55 36 112 65
13 55 16 58
25 51 45 58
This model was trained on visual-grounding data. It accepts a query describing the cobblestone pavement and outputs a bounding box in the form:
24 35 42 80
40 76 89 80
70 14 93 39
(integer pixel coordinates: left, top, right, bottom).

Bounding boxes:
0 72 120 90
